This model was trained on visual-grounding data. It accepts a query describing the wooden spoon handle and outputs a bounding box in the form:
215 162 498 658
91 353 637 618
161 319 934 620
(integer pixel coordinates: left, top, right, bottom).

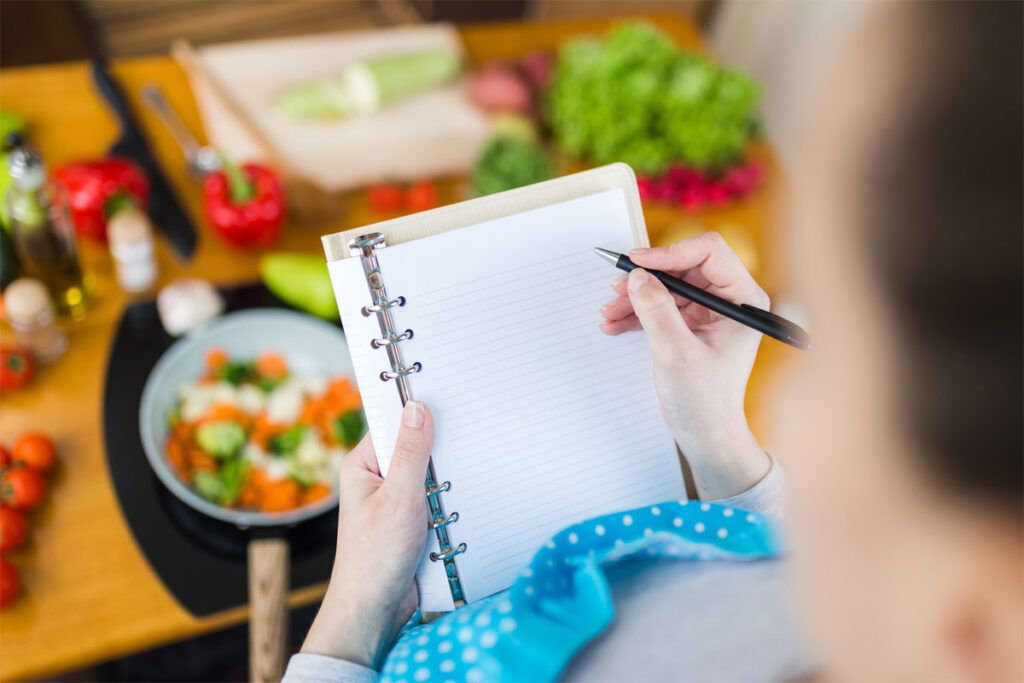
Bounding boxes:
248 537 289 683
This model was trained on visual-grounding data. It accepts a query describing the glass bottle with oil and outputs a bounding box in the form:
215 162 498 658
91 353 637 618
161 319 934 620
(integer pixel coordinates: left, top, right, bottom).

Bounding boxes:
5 135 92 320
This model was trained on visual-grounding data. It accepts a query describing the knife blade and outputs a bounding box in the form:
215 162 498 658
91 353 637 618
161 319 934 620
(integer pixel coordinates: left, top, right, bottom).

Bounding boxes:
91 59 198 260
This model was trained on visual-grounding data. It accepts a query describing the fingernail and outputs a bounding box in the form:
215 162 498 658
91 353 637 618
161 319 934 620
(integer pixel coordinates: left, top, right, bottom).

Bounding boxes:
630 247 650 256
628 268 651 293
600 301 614 312
402 401 424 428
611 274 627 288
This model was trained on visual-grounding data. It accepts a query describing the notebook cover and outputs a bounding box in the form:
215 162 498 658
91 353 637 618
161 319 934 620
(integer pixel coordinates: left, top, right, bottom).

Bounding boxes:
322 163 649 261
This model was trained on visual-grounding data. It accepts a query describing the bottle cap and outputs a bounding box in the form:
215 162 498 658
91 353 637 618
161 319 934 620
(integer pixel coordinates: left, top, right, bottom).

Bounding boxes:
5 136 46 191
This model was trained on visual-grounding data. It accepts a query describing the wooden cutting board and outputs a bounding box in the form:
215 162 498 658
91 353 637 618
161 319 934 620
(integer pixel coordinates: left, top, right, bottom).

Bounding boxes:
182 23 491 192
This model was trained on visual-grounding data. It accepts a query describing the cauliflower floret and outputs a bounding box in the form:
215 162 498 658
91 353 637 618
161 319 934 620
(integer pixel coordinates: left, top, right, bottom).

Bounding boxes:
265 380 304 424
264 457 292 481
242 443 269 465
295 429 328 468
210 381 238 406
297 375 328 397
236 384 266 415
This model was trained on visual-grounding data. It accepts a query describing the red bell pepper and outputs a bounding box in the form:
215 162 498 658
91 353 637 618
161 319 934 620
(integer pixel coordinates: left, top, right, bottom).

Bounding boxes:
201 158 285 248
52 158 149 242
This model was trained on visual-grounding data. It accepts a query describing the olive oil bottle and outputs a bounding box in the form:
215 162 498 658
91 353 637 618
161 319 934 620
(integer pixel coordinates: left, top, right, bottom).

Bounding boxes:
5 135 92 320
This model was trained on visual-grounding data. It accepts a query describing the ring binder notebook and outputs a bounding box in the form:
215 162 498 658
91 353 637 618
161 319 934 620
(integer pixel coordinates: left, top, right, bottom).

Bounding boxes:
348 232 467 606
326 165 689 611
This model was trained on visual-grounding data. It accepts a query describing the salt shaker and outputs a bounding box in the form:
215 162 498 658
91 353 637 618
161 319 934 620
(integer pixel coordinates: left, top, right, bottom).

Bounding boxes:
4 277 68 364
108 208 158 292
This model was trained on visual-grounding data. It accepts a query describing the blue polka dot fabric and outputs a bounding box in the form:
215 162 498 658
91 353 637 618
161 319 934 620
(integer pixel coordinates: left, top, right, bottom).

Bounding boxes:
380 500 783 683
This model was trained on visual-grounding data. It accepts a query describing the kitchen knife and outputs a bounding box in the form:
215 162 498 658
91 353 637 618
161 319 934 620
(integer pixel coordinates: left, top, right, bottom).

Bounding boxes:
92 59 198 260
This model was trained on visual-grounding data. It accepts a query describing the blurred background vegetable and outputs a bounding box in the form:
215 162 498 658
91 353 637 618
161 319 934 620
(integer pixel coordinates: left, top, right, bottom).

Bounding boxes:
548 22 759 176
472 136 552 196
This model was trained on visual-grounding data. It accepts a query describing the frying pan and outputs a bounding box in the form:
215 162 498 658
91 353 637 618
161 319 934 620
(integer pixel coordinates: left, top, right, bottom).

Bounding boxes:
139 309 353 682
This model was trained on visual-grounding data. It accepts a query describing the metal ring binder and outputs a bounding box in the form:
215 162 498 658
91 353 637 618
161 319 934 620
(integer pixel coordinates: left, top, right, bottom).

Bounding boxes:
361 296 405 316
430 543 468 562
426 481 451 496
371 329 414 348
348 232 467 607
379 362 421 381
429 511 459 529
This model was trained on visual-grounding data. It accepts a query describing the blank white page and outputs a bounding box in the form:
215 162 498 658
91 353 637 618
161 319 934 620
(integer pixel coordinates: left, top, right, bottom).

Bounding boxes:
329 189 685 609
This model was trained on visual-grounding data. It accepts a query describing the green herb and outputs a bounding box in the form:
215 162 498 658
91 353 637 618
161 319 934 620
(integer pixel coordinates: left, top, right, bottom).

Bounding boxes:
331 410 367 448
195 420 247 458
269 424 307 455
472 137 552 196
215 360 257 386
548 22 759 174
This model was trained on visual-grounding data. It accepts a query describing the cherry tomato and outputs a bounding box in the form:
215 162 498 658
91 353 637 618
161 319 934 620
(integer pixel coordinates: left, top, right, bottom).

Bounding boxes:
2 468 46 511
0 507 27 552
0 347 34 392
0 558 20 609
367 183 404 212
12 433 57 472
405 180 439 213
0 445 11 467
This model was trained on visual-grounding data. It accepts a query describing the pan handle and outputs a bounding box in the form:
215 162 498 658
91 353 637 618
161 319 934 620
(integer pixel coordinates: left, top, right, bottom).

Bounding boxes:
248 537 289 683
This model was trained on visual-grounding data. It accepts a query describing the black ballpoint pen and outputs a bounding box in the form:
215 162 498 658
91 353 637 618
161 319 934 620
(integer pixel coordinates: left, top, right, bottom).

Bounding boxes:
593 247 812 350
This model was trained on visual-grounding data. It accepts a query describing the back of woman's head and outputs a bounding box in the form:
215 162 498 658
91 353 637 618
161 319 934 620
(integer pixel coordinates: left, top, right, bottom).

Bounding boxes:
865 1 1022 511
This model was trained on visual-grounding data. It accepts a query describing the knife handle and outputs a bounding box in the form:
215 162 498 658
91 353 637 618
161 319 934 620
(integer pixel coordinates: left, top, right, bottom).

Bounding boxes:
91 59 141 140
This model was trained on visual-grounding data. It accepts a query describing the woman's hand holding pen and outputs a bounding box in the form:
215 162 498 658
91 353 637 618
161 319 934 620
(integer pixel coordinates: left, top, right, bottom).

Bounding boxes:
599 232 772 500
301 401 434 669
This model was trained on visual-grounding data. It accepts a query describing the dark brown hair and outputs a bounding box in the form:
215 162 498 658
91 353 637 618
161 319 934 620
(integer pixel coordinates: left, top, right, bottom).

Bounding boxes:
867 2 1022 508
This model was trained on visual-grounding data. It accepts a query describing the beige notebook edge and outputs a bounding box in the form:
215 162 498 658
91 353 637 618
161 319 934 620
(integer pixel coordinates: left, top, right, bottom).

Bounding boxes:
321 163 648 261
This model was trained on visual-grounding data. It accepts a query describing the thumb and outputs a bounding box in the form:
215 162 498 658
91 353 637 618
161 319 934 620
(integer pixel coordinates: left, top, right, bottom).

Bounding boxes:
383 401 434 497
627 268 698 360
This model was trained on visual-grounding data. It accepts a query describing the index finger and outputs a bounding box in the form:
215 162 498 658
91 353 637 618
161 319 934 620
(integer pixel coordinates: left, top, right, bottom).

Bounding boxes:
629 232 767 305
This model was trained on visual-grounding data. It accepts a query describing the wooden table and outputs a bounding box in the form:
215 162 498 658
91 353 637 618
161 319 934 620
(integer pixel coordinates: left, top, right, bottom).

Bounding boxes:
0 13 792 681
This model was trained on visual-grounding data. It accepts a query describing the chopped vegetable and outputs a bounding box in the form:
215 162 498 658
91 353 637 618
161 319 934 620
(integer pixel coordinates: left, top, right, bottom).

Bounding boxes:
269 424 307 455
472 136 552 196
331 411 366 448
165 350 360 513
195 420 246 458
548 22 759 174
276 51 462 120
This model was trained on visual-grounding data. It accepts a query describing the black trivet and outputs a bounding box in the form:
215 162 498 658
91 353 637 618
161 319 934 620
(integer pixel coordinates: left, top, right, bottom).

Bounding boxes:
102 282 337 617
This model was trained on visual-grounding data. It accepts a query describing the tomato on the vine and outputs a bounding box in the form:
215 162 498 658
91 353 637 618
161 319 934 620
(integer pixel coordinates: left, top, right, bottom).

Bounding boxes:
2 468 46 511
12 434 57 472
0 558 20 609
0 507 27 552
0 347 34 391
0 445 10 467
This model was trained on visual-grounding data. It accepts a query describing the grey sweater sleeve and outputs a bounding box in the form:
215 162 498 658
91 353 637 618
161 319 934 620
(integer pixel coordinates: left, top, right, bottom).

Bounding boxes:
708 454 784 517
282 653 378 683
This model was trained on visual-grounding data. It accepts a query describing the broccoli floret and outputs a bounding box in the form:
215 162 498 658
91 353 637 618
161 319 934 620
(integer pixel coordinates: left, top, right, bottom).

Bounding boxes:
195 420 247 458
269 424 307 455
331 410 367 448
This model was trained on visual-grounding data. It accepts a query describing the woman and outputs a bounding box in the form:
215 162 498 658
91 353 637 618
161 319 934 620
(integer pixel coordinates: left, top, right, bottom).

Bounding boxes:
285 3 1022 681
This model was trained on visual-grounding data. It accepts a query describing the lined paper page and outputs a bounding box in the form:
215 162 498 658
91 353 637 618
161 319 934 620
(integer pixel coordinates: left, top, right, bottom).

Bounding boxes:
329 189 685 609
